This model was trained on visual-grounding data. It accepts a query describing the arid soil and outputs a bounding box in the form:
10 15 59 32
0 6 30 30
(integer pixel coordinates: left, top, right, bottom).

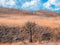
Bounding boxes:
0 15 60 28
0 8 60 45
0 41 60 45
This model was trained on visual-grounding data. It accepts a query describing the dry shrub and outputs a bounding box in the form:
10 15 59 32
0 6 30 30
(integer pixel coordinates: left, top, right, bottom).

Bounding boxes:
0 25 20 43
41 33 51 41
16 26 30 42
22 22 37 42
0 22 60 43
52 27 60 41
23 22 53 42
33 26 52 43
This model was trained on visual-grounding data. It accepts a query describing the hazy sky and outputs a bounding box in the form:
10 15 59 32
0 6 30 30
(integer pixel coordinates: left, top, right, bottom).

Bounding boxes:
0 0 60 12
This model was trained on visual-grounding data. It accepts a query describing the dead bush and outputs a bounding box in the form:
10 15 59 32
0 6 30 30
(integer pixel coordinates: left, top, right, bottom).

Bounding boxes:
0 25 21 43
33 26 52 42
0 22 60 43
42 33 51 41
23 22 37 42
52 27 60 41
22 22 53 42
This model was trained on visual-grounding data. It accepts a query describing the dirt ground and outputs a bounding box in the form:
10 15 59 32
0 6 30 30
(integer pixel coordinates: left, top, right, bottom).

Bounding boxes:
0 41 60 45
0 15 60 28
0 14 60 45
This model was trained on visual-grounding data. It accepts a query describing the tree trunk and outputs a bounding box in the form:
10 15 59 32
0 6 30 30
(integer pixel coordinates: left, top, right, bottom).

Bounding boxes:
29 30 32 42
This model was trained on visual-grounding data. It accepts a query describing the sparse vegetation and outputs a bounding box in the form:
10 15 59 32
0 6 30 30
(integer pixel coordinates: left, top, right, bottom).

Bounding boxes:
0 25 21 44
0 22 60 43
42 33 51 41
23 22 37 42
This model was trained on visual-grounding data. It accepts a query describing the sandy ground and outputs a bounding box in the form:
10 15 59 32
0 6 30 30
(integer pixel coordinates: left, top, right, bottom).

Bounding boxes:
0 41 60 45
0 15 60 28
0 15 60 45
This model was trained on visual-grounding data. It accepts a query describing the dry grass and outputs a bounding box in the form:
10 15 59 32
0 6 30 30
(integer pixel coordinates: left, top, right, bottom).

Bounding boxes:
0 22 60 44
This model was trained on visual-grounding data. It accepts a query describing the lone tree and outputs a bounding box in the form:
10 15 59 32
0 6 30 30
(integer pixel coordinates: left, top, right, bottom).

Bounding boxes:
24 22 36 42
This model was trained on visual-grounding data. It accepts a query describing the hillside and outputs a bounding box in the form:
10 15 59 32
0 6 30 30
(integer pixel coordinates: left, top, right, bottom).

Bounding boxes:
0 8 33 15
33 10 60 17
0 8 60 16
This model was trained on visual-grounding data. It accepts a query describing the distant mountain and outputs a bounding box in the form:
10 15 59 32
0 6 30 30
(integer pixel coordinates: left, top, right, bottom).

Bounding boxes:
0 8 60 17
0 8 32 15
33 10 60 17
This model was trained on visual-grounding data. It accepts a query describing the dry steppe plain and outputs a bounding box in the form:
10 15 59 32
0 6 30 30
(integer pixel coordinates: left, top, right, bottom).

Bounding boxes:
0 8 60 45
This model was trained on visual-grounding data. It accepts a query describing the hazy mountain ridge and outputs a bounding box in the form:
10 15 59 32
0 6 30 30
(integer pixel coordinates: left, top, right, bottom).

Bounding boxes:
0 8 32 15
0 8 60 17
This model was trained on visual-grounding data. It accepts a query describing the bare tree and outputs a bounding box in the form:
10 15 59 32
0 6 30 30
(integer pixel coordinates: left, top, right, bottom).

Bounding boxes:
24 22 36 42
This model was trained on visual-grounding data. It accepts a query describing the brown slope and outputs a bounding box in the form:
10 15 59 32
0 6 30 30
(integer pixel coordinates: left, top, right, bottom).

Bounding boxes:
0 8 33 15
33 10 60 17
0 8 60 17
